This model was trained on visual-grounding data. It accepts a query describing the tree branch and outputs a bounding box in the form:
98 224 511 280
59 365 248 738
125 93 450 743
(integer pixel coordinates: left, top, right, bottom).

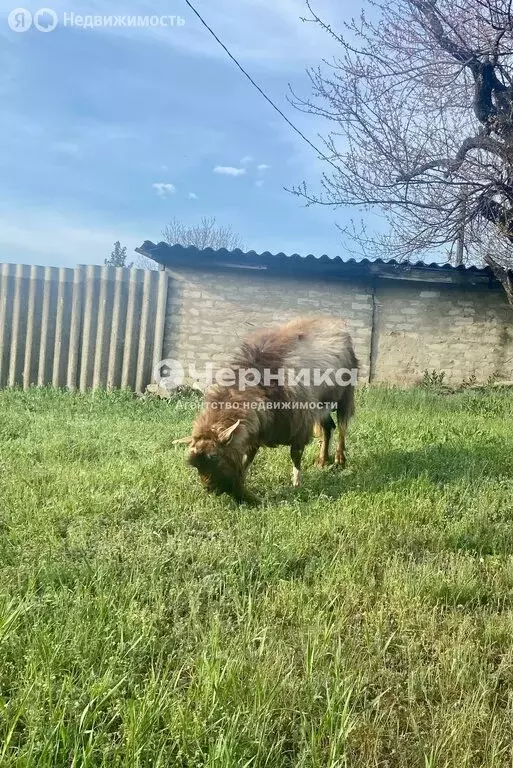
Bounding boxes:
397 134 509 181
411 0 478 64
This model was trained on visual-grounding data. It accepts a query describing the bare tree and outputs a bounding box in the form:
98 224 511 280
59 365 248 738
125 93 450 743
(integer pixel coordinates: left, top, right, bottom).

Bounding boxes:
291 0 513 304
135 217 244 269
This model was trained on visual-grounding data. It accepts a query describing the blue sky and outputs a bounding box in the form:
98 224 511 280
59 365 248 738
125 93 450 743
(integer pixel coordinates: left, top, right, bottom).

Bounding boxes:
0 0 357 266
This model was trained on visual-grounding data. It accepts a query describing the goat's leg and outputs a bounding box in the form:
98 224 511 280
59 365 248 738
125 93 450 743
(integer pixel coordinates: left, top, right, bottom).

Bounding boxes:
243 445 259 476
335 393 352 468
335 423 346 467
224 462 260 505
290 444 305 488
317 413 335 467
230 474 260 506
233 485 260 505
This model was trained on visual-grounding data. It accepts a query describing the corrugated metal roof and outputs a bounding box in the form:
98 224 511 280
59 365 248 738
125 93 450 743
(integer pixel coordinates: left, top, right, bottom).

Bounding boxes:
136 240 494 278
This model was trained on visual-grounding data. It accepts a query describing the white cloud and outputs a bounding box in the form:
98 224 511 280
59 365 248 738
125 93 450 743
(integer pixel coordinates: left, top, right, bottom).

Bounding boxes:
188 192 198 199
241 155 253 165
213 166 246 177
257 163 271 171
255 180 264 188
152 182 176 197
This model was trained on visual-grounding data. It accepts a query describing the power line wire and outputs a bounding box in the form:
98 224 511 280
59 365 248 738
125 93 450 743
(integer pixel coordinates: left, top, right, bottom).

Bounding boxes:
183 0 340 174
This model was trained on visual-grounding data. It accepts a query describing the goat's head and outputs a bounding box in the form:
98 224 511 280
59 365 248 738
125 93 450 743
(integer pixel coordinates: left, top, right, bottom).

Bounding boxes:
174 420 244 498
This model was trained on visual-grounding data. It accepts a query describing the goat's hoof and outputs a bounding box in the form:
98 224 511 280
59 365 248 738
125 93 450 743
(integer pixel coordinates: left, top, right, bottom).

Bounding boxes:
233 488 260 505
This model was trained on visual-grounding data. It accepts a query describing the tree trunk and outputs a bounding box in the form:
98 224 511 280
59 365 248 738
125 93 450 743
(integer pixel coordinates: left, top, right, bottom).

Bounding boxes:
484 254 513 306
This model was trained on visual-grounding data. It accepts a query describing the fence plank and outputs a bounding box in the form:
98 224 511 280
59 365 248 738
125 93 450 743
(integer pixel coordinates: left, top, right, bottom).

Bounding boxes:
52 268 68 387
23 265 43 389
0 263 170 393
0 264 13 388
7 264 27 387
37 267 55 386
92 266 111 389
80 265 99 391
107 268 125 389
135 269 153 393
67 266 84 390
121 270 140 390
152 269 168 382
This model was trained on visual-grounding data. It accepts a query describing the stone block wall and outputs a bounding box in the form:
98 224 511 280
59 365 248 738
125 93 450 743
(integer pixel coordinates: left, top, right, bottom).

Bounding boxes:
373 281 513 384
162 266 513 386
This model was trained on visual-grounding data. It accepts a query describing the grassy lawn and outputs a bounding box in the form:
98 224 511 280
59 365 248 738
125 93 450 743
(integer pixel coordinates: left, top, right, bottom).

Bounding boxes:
1 386 513 767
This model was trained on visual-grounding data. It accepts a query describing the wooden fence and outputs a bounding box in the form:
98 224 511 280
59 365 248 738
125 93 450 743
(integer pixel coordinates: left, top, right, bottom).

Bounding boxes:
0 264 168 392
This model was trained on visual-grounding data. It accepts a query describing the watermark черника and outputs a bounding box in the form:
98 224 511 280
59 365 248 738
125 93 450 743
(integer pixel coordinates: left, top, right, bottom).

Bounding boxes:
7 8 185 33
153 359 358 392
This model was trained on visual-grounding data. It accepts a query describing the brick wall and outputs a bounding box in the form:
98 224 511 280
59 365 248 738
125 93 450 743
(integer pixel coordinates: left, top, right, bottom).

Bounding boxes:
163 266 513 386
373 281 513 384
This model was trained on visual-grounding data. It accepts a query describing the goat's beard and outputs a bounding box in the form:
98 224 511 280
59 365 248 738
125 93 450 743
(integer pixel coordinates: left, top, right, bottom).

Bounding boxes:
189 452 243 498
191 455 258 506
199 472 227 495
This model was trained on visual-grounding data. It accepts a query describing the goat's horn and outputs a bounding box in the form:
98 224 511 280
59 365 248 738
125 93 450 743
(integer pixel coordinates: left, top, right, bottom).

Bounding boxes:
218 419 241 443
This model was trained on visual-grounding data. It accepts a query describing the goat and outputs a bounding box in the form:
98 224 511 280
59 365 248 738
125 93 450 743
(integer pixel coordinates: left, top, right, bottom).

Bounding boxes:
174 317 358 504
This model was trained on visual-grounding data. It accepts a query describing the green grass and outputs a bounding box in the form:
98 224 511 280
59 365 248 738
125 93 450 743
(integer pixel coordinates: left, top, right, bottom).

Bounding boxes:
1 386 513 767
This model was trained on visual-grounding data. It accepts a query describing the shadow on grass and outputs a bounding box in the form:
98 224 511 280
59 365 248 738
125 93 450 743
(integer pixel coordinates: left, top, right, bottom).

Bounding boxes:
261 438 512 505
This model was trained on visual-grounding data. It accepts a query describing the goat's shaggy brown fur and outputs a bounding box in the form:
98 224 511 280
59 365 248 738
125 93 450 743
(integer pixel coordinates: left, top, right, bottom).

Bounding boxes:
176 317 358 504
